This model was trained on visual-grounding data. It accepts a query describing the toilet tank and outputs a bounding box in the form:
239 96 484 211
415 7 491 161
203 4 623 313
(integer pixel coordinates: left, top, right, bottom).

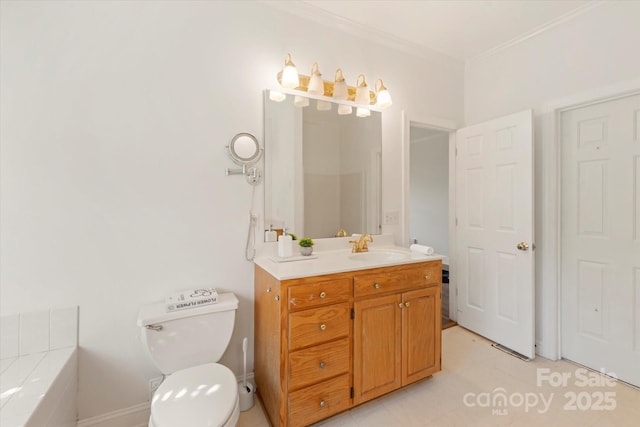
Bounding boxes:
137 292 239 374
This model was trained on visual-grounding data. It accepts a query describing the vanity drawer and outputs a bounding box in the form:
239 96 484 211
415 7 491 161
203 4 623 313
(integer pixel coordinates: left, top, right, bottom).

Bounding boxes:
354 262 440 299
288 278 351 312
289 302 350 350
288 373 351 427
289 337 350 391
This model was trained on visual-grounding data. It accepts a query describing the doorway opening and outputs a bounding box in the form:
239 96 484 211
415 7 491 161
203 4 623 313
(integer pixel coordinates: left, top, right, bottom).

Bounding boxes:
408 123 455 329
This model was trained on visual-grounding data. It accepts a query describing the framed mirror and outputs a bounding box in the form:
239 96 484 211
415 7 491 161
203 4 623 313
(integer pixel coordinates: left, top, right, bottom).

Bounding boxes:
264 92 382 239
227 132 262 165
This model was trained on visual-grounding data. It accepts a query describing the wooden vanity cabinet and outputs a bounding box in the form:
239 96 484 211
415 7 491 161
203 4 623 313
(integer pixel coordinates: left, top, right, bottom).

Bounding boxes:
254 260 441 427
353 263 442 404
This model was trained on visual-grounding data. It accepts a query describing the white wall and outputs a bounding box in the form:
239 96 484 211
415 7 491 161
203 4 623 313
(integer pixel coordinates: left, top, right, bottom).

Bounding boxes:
0 0 463 421
409 132 449 256
464 0 640 358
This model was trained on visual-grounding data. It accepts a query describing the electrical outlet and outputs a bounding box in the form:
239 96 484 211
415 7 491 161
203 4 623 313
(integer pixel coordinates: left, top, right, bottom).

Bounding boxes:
383 211 399 225
149 377 163 401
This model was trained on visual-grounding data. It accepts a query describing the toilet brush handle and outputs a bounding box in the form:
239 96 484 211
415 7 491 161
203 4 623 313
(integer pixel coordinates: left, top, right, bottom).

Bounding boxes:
242 337 248 389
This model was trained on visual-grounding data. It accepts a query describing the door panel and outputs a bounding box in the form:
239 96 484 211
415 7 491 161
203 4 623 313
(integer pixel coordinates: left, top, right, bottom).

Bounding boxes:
353 294 401 404
455 110 534 359
561 93 640 387
402 287 441 385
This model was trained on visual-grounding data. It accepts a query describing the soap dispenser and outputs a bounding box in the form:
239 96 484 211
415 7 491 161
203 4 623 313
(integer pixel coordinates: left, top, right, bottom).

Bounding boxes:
265 224 277 242
278 228 293 258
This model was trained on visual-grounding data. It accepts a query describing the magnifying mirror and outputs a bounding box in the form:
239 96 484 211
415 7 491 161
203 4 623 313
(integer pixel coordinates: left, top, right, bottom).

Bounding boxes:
227 132 262 166
225 132 263 185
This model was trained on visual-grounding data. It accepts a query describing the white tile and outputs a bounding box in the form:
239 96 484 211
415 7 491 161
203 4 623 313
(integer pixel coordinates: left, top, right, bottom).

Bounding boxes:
19 311 50 355
1 314 20 359
0 357 17 375
0 353 45 394
50 306 78 350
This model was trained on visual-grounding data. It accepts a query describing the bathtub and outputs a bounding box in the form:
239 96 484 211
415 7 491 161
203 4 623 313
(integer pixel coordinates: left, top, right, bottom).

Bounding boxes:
0 307 78 427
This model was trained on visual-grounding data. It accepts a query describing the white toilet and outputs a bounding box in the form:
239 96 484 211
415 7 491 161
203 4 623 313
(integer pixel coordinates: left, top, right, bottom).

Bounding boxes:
137 292 240 427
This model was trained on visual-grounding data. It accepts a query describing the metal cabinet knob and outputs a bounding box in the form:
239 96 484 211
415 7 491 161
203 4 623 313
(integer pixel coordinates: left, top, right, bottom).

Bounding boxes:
266 287 271 293
405 301 410 308
320 323 327 331
319 400 326 408
319 291 326 299
517 242 529 251
398 303 404 308
319 361 326 369
373 283 381 289
424 274 431 280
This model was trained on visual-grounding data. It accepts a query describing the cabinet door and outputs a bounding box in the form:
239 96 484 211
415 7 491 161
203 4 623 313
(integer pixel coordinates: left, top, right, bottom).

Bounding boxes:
402 286 441 385
353 294 401 404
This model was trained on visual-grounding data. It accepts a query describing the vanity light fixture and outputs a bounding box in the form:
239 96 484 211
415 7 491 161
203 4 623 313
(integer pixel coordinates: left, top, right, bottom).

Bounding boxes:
355 74 371 117
280 53 300 89
274 53 392 117
333 69 353 115
374 79 393 109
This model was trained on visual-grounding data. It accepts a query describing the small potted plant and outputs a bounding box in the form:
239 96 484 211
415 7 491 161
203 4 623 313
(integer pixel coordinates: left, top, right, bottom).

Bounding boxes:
298 237 314 256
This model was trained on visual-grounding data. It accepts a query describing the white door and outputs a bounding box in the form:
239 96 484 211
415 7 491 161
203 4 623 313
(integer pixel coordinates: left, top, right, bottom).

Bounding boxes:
561 93 640 387
455 110 535 359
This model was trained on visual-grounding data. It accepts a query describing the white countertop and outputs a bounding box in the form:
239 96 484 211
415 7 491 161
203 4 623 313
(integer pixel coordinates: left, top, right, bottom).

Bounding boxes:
254 237 444 280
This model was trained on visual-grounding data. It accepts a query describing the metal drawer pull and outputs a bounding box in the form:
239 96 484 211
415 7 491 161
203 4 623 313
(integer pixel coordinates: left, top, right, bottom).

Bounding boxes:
373 283 381 289
319 291 326 299
145 324 163 331
319 361 326 369
424 274 431 280
319 400 326 408
320 323 327 331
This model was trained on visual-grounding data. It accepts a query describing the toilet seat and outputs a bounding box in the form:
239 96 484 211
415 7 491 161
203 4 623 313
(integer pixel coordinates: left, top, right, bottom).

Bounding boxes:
150 363 239 427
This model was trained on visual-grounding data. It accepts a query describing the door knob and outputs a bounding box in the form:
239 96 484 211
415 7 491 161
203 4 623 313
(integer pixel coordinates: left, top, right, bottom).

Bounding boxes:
517 242 529 251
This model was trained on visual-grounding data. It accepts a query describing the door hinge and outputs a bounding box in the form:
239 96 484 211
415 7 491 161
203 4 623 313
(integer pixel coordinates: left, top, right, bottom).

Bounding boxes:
350 387 354 399
351 308 355 319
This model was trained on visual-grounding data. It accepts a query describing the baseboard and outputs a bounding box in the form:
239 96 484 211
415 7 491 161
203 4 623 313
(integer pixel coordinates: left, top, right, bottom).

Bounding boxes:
77 402 149 427
76 372 255 427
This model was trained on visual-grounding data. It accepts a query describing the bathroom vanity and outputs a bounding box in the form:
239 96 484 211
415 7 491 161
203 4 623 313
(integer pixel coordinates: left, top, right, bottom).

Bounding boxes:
254 247 442 426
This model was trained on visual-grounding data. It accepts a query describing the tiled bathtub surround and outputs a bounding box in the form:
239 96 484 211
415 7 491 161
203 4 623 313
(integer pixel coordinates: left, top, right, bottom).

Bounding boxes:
0 307 78 427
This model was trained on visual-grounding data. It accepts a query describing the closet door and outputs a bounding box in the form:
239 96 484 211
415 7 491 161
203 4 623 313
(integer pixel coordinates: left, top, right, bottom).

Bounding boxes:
561 93 640 387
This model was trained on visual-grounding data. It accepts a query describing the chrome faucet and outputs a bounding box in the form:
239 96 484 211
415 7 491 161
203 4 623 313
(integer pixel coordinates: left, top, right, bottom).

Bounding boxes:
349 233 373 253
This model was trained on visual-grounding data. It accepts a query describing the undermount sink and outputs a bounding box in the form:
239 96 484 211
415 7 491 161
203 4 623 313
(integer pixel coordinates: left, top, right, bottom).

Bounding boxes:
348 249 410 262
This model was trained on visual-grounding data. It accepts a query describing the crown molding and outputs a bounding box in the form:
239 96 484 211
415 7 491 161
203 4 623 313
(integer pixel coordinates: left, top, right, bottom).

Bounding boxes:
260 0 463 71
262 0 606 66
468 1 606 63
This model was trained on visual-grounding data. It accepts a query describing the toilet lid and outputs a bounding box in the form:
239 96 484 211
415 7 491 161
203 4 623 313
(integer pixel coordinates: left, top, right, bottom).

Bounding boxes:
151 363 238 427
